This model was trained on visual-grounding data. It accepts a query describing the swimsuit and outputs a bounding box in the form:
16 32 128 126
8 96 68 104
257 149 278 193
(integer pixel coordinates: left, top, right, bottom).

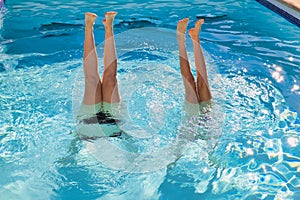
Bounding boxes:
76 102 124 139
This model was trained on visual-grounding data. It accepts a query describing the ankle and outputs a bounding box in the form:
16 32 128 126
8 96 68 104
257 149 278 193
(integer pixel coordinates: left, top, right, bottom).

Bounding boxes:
85 26 93 32
192 38 200 44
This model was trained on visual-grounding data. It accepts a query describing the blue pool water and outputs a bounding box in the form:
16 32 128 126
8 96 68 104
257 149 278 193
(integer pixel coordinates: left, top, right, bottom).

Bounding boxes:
1 0 300 199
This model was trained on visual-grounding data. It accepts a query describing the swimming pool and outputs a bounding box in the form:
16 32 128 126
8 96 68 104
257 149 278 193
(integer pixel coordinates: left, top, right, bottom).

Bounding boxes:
1 0 299 199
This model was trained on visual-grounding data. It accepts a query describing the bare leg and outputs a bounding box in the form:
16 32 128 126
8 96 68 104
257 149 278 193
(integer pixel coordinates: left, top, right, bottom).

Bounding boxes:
177 18 199 104
188 19 212 102
102 11 121 103
83 12 102 105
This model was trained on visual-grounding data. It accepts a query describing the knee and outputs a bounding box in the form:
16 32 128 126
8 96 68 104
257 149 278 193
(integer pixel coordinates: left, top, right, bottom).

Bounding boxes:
85 74 101 85
103 70 117 81
102 72 118 87
183 76 196 87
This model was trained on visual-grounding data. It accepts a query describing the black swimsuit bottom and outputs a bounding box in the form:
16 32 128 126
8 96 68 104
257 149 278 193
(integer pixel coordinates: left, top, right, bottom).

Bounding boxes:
80 111 122 137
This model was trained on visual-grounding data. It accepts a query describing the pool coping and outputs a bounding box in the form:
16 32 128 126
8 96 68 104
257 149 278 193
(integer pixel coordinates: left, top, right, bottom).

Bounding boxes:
256 0 300 27
0 0 4 9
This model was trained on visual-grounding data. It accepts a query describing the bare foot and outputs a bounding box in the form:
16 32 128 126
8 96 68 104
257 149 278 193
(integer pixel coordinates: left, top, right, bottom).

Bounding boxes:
85 12 97 27
177 18 189 37
102 11 118 27
188 19 204 42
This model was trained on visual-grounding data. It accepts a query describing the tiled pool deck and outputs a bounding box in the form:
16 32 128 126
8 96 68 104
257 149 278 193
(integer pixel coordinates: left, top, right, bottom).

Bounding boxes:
256 0 300 27
279 0 300 11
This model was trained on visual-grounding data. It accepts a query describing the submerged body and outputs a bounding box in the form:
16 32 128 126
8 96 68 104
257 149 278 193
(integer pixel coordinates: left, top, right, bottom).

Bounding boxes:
78 11 212 139
77 12 122 138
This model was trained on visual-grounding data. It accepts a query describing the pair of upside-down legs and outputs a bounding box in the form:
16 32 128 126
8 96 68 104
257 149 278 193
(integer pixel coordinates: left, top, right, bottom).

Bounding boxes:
83 12 211 105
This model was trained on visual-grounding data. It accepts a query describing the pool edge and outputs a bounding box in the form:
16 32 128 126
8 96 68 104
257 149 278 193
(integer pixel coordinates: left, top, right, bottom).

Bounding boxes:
256 0 300 28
